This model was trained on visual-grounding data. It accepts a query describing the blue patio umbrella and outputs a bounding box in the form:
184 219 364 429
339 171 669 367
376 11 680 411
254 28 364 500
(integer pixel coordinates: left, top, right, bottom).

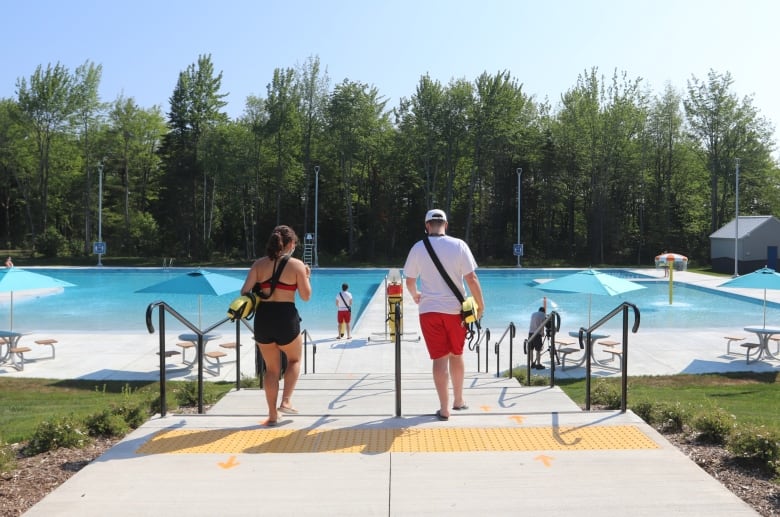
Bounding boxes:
719 267 780 328
535 269 645 325
0 267 76 331
136 269 244 327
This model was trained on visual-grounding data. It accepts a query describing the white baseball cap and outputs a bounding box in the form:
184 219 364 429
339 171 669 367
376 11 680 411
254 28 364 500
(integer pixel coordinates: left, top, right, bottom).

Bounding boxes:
425 209 447 223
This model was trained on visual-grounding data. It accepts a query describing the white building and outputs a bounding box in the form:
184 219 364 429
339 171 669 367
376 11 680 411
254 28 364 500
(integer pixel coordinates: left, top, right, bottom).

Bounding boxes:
709 215 780 274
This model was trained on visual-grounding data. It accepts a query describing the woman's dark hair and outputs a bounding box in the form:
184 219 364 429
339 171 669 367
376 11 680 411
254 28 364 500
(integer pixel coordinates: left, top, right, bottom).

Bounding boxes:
265 225 298 259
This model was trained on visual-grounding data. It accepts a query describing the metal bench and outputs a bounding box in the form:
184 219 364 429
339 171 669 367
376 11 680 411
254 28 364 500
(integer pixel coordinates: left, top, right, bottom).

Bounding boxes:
723 336 745 355
35 338 58 359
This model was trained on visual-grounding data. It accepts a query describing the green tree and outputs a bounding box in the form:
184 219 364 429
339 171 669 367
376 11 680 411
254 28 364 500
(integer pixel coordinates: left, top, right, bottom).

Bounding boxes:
157 54 228 259
71 61 104 254
15 62 77 237
296 56 329 239
684 69 777 235
103 96 165 254
264 67 303 226
326 80 389 258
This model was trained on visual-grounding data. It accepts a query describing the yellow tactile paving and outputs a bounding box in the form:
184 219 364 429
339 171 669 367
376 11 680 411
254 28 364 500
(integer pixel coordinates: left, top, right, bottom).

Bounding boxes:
136 425 659 455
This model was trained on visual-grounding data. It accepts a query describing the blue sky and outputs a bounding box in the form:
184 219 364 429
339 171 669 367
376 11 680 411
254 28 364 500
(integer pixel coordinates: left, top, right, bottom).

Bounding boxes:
3 0 778 153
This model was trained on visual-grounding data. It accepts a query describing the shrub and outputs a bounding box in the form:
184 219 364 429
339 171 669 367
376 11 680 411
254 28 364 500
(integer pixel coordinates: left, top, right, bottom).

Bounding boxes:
174 381 222 407
240 374 260 388
35 228 66 258
0 437 16 474
84 409 130 438
630 400 655 424
114 402 149 429
655 401 689 434
691 407 735 444
728 425 780 473
591 379 621 409
26 416 91 455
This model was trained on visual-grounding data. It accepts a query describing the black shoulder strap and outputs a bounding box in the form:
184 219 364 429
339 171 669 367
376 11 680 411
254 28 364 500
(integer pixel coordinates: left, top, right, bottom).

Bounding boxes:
423 236 464 303
339 291 351 311
257 255 290 300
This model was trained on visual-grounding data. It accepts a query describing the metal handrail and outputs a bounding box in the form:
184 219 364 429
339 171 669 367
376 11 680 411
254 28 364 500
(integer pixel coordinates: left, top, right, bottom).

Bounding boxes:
468 324 491 372
393 300 402 417
576 302 640 412
493 322 515 377
145 301 237 416
302 329 318 374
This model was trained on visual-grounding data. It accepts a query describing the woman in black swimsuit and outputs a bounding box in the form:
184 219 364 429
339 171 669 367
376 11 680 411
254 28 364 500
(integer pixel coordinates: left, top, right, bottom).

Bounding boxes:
241 225 312 426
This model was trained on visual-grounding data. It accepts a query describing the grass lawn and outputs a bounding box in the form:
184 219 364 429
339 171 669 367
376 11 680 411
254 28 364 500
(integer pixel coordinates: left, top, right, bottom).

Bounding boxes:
2 372 779 445
0 378 234 443
557 371 780 430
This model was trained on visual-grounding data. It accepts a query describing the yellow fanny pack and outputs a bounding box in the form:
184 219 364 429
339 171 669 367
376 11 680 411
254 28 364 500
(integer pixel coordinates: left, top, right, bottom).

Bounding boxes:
461 296 479 324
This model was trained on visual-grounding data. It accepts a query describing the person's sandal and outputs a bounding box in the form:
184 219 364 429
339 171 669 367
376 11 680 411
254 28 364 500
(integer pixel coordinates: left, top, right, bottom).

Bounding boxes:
435 410 449 421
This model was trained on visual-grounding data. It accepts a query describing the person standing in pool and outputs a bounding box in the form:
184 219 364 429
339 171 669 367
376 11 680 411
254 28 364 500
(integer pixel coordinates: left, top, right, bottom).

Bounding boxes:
240 225 312 426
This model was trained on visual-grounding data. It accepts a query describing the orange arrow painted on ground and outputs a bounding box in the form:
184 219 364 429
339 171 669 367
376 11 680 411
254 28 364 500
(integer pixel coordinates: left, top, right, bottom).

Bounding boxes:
535 454 554 467
509 415 525 424
218 455 240 469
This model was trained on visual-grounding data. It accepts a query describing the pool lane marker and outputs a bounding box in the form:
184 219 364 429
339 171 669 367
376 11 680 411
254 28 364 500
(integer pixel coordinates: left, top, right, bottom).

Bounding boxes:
136 425 659 455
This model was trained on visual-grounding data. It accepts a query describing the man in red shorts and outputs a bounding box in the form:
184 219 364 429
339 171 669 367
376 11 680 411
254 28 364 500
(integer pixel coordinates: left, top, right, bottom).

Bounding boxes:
403 209 484 421
336 283 353 338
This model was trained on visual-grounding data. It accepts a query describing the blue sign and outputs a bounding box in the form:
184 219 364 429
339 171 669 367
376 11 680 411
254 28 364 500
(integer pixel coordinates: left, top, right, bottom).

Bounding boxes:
513 243 524 257
93 242 106 255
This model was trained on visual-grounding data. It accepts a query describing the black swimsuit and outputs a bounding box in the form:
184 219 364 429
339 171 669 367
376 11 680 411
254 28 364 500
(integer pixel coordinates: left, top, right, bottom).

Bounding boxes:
254 302 302 345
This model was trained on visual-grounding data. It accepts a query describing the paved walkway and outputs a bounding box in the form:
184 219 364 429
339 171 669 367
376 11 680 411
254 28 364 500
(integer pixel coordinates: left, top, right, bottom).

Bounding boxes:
11 270 780 515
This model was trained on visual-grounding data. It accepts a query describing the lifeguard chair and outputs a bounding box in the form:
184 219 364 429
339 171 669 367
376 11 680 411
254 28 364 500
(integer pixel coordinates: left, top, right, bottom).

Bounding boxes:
369 268 420 343
387 268 404 338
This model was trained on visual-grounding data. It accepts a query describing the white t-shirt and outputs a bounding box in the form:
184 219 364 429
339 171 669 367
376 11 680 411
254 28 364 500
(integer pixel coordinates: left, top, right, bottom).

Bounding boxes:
403 235 478 315
336 291 352 311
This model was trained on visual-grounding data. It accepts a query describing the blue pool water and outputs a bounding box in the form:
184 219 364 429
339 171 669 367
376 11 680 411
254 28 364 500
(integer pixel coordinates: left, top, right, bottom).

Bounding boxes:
477 269 780 333
1 268 384 333
1 268 777 333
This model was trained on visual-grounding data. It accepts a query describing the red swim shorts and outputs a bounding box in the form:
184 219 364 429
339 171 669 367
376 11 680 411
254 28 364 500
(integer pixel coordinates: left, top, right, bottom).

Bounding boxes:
337 310 351 324
419 312 466 359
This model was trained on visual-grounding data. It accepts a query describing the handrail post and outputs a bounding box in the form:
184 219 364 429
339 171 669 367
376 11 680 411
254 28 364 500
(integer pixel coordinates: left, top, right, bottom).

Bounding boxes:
585 329 592 410
549 326 556 387
197 334 204 414
494 338 500 378
485 332 490 373
621 305 629 412
394 301 402 417
508 322 514 379
303 330 309 374
157 307 167 417
235 318 241 390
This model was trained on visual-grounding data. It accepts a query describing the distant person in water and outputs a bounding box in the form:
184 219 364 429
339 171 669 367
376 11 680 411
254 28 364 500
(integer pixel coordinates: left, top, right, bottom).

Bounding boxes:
5 256 13 268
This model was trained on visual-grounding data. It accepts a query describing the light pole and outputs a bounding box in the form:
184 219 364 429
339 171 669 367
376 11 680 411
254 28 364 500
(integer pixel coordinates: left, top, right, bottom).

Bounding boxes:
97 160 104 267
733 158 740 277
516 168 523 267
314 165 320 268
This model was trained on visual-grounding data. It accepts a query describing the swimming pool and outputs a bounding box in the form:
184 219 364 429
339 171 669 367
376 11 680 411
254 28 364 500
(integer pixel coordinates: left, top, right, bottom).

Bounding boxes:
0 268 384 333
1 267 776 333
477 269 780 333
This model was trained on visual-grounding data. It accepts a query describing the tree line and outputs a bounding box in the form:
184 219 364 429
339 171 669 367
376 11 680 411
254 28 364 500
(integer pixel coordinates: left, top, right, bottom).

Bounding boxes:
0 54 777 267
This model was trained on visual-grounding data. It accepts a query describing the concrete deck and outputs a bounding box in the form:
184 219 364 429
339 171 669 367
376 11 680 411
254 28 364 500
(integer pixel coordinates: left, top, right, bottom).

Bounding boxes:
10 270 779 516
